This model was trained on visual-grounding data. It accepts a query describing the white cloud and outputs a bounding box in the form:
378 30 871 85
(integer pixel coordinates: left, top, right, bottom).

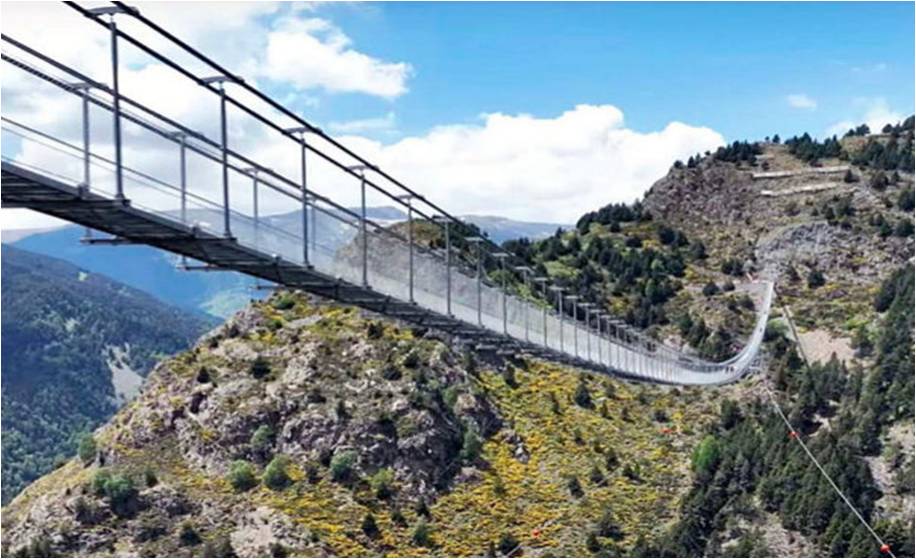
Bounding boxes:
825 97 906 137
786 94 817 110
1 5 722 229
329 112 397 134
262 17 412 99
319 105 724 223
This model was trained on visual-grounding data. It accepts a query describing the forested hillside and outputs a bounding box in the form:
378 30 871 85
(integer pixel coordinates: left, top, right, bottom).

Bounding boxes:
1 246 215 503
1 121 912 557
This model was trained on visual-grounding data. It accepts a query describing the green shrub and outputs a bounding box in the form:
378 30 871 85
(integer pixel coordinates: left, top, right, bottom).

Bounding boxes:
411 519 432 547
498 533 519 555
589 464 605 486
566 475 583 498
573 378 592 408
250 425 275 456
605 448 620 471
228 460 258 492
502 366 518 388
702 281 720 297
272 293 296 310
91 471 136 515
692 435 720 474
366 321 385 339
179 521 201 546
91 469 112 496
250 356 272 379
369 468 394 499
143 467 158 488
807 268 826 289
263 455 291 490
362 513 380 539
329 450 357 483
77 433 97 464
596 508 624 540
442 386 460 409
460 426 483 463
402 350 420 368
105 475 135 506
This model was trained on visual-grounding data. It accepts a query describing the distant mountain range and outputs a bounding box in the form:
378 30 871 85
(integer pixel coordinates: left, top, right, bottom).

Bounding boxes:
8 207 569 317
1 245 215 504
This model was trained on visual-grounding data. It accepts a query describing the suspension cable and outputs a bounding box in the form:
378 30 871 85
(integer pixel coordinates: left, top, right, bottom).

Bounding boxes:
766 288 895 557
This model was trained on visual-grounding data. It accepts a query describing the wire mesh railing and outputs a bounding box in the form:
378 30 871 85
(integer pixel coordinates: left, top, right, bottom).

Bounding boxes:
0 4 775 385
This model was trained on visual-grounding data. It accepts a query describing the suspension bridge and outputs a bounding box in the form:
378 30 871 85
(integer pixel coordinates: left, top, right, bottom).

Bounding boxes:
1 1 774 386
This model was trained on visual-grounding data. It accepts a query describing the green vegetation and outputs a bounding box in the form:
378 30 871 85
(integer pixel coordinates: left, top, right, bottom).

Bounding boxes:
77 433 97 464
1 246 213 504
329 450 357 483
263 455 291 490
653 265 915 557
228 460 258 492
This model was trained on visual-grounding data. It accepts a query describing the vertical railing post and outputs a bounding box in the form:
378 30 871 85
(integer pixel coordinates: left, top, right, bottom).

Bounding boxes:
468 237 485 326
361 175 368 286
178 134 187 225
71 82 93 240
597 313 603 365
445 221 451 315
300 134 309 266
494 253 509 335
78 85 91 188
310 197 317 256
86 6 128 197
348 165 371 287
434 216 453 316
396 194 418 303
202 76 233 237
550 286 565 352
285 126 313 266
582 303 592 362
535 277 549 347
109 16 124 200
249 168 259 248
516 266 533 342
220 86 229 235
566 295 579 358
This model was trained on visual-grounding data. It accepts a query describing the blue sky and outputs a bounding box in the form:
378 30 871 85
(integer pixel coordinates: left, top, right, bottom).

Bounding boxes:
2 1 914 229
283 1 914 142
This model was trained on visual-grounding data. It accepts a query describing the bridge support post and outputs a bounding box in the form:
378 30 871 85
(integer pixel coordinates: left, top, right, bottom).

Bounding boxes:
468 237 485 326
582 303 592 362
177 134 187 225
108 17 124 200
176 132 188 266
566 295 579 358
249 169 259 248
361 177 368 286
202 76 234 237
407 197 414 302
70 82 93 240
445 221 451 315
434 216 453 316
494 253 509 335
396 194 417 303
299 135 310 267
550 286 565 352
515 266 533 342
285 126 314 267
534 277 548 347
597 313 604 366
77 85 91 188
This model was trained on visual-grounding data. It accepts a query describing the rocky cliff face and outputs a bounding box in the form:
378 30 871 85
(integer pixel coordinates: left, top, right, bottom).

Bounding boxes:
2 291 729 557
643 142 914 332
